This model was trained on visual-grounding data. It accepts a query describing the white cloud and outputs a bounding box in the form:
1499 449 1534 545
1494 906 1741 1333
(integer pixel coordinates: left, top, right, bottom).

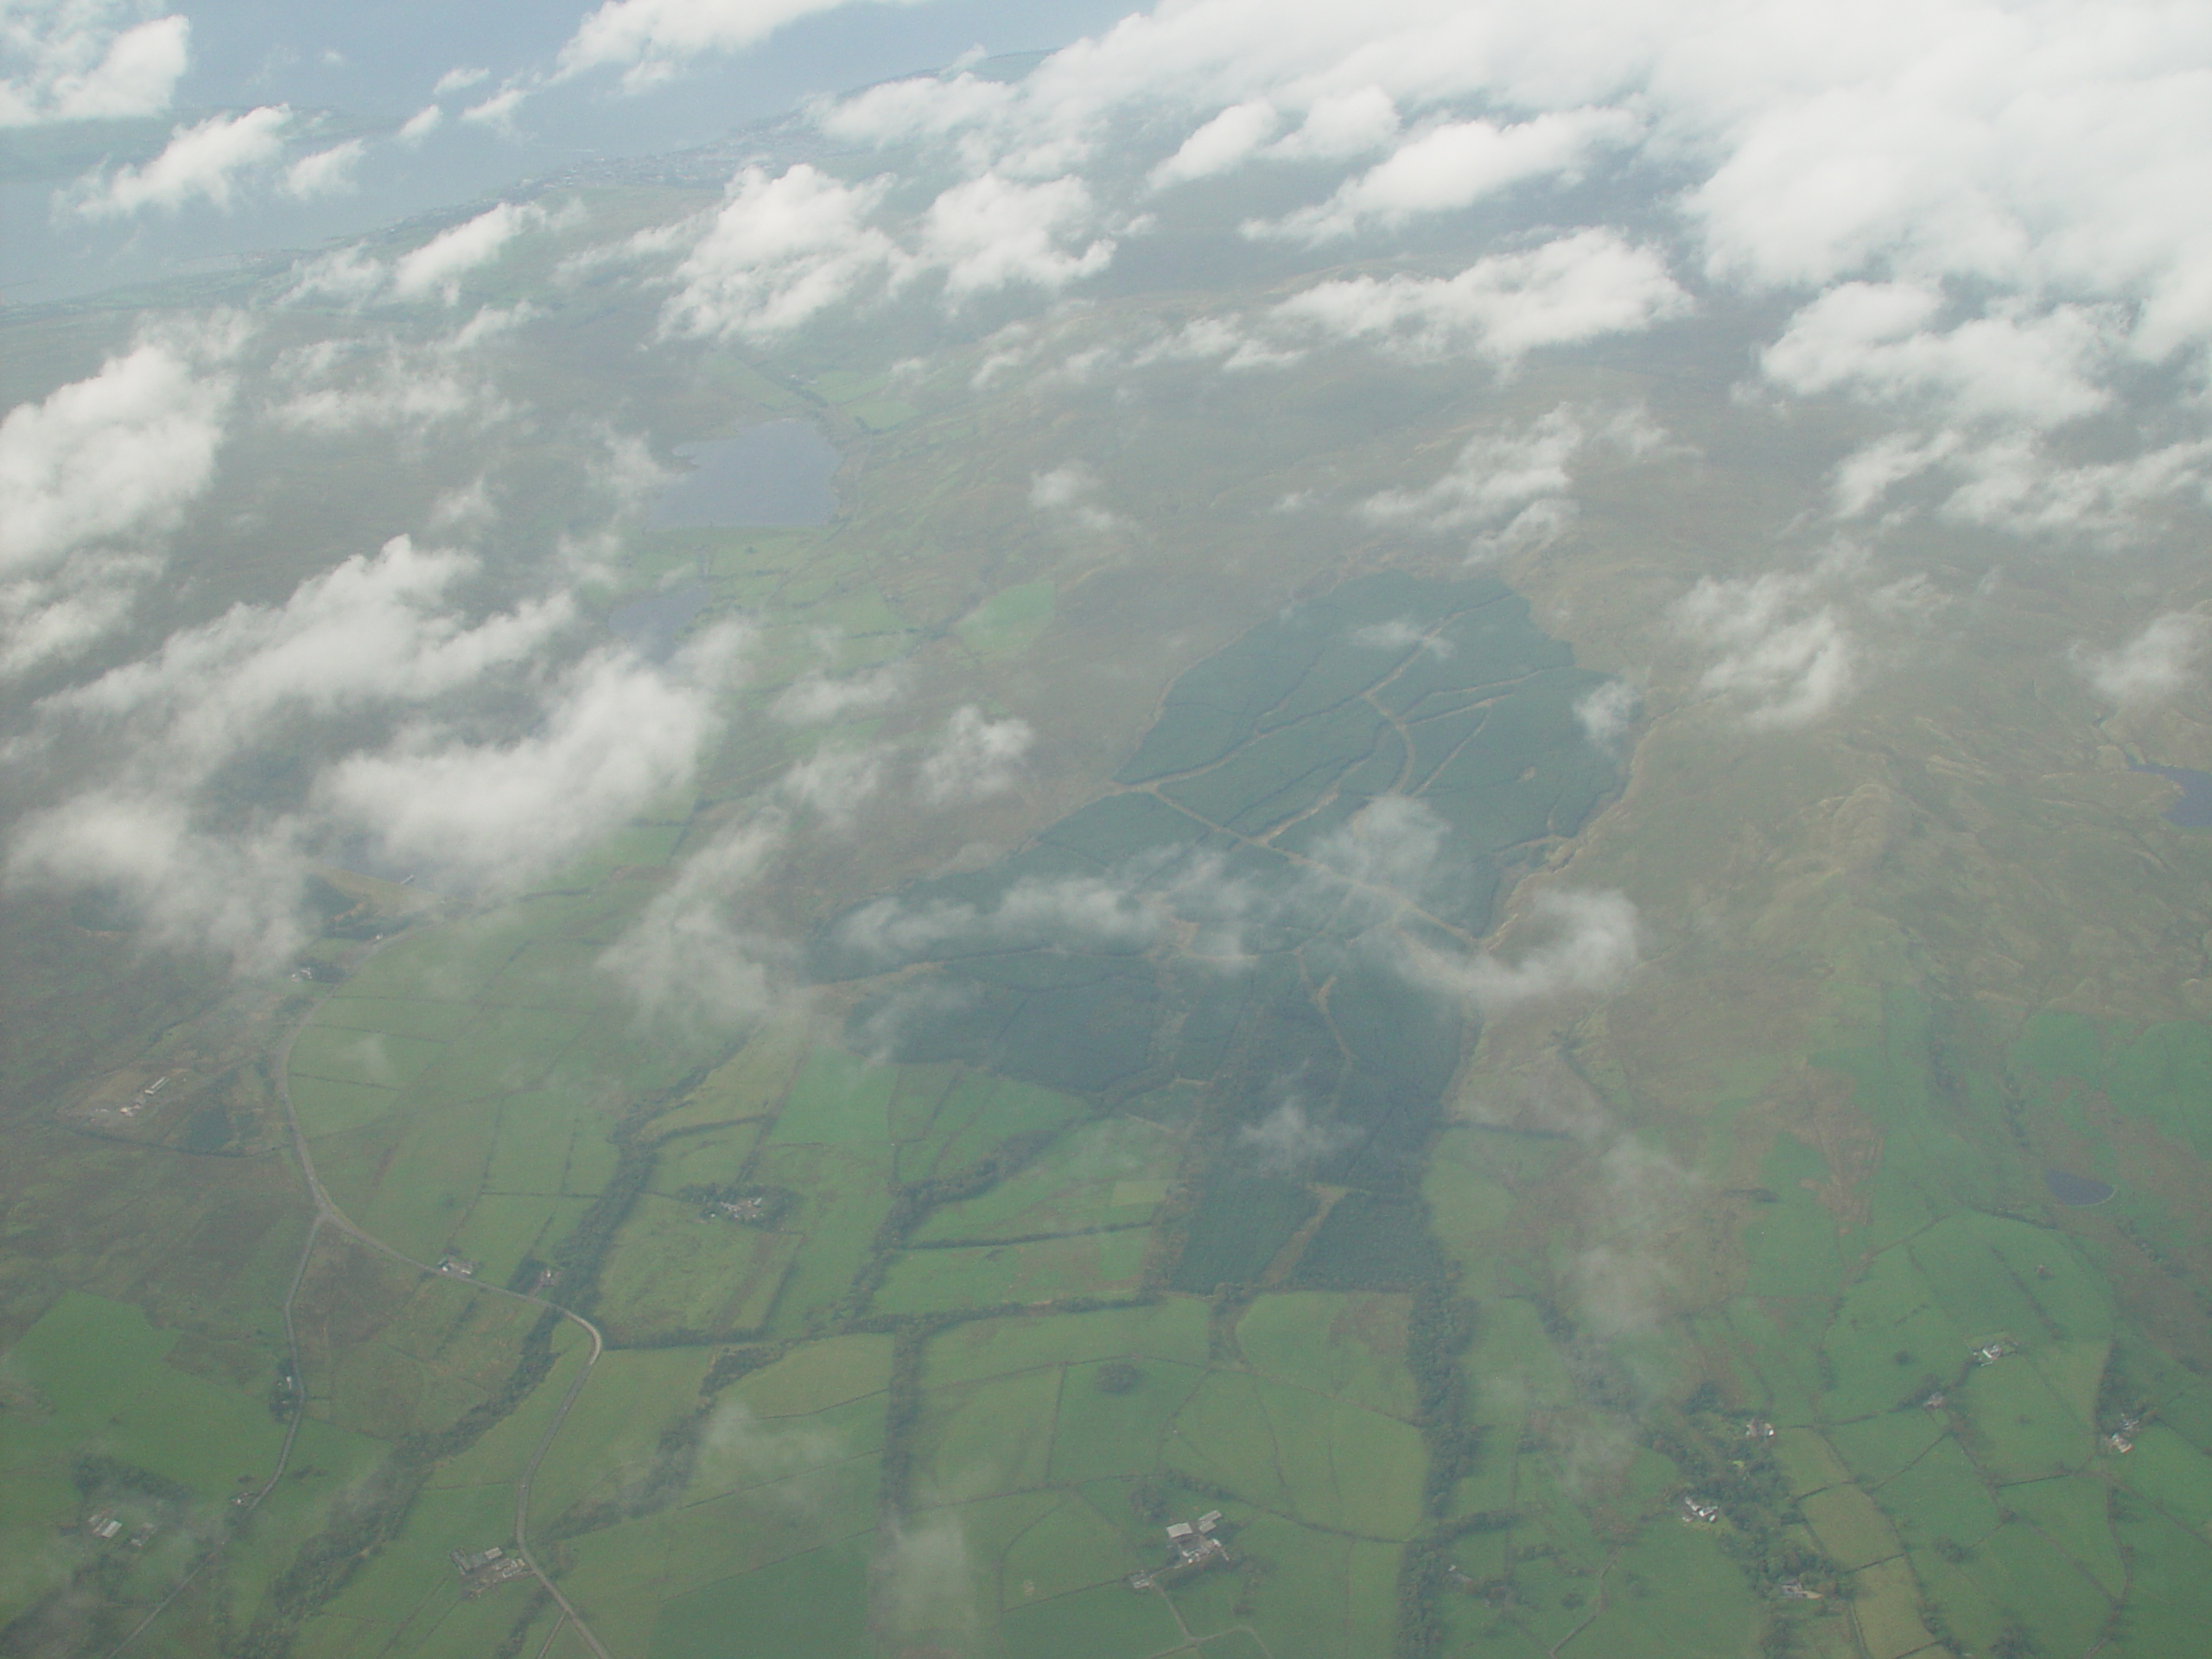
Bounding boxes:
0 318 239 579
318 624 743 888
8 534 619 968
1028 462 1123 531
654 164 901 341
1358 404 1669 552
1276 228 1688 365
1150 99 1279 188
1675 568 1856 731
1573 678 1640 751
771 664 908 725
1 5 188 127
779 742 887 825
1265 86 1401 162
916 704 1033 804
1238 1097 1354 1173
1939 434 2212 545
556 0 932 92
598 818 791 1027
921 172 1113 300
460 84 525 131
2072 613 2207 708
433 65 489 97
397 103 443 143
1248 108 1637 243
835 866 1166 969
7 791 314 971
1763 283 2115 426
67 105 292 217
43 535 575 769
1421 887 1641 1014
283 137 365 200
392 202 542 303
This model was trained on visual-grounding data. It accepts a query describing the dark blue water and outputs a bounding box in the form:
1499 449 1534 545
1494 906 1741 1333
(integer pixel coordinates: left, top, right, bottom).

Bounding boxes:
2126 758 2212 827
648 423 840 530
608 584 711 663
2044 1169 2116 1207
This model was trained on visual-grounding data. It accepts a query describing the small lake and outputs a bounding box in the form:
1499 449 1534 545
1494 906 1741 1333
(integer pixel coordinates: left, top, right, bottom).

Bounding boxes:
608 583 712 663
2126 758 2212 828
648 421 840 529
2044 1169 2116 1207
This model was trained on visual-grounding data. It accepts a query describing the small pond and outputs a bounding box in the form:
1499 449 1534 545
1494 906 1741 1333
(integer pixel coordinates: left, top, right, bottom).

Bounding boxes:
2044 1169 2116 1207
2126 757 2212 828
648 421 840 529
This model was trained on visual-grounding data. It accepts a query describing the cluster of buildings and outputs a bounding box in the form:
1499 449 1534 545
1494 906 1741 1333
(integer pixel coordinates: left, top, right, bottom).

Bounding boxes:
1742 1418 1777 1443
83 1510 156 1548
118 1075 171 1119
436 1255 479 1279
450 1546 529 1596
1972 1338 2017 1366
702 1196 771 1223
1680 1495 1722 1525
1128 1511 1228 1590
2107 1412 2145 1454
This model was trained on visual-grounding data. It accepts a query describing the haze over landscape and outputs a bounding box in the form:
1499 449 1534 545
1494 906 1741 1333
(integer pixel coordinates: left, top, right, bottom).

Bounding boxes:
5 3 2212 1658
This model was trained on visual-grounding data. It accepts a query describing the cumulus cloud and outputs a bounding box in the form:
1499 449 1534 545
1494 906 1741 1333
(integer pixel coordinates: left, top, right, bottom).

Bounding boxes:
8 791 315 970
1247 108 1637 243
283 138 365 200
0 318 239 579
1763 283 2116 426
1306 795 1449 907
7 534 630 968
67 104 292 217
1150 99 1280 188
1276 228 1688 365
1029 462 1123 532
397 103 443 143
784 0 2212 442
921 172 1114 299
391 202 543 303
1 3 188 127
779 742 887 826
916 705 1033 804
599 818 790 1027
1421 887 1641 1013
317 623 743 887
834 867 1166 970
653 164 901 340
556 0 931 92
1358 404 1670 554
1675 567 1855 730
1938 435 2212 546
1573 678 1640 752
876 1510 978 1650
2072 613 2207 708
432 65 489 97
770 664 908 725
643 162 1116 338
459 85 524 131
0 315 243 674
41 535 575 767
1239 1097 1355 1174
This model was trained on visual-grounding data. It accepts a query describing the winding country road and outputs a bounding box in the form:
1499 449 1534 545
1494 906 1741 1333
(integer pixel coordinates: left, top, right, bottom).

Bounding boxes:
109 942 617 1659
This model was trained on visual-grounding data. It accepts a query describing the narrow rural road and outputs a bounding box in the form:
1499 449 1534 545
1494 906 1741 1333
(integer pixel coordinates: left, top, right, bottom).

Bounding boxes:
266 969 619 1659
108 939 618 1659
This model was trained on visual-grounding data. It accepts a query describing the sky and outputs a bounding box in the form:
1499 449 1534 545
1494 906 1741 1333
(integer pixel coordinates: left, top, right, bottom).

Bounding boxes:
2 0 1138 300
